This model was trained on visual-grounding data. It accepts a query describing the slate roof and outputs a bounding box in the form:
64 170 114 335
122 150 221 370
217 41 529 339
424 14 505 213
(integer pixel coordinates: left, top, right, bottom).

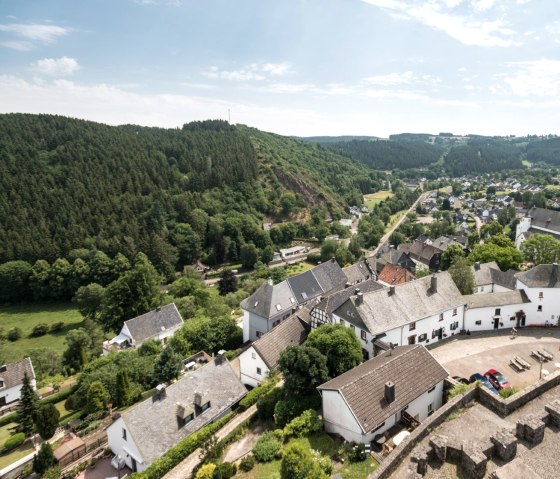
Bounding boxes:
378 264 416 286
400 241 442 264
335 272 465 335
119 356 246 465
343 261 372 285
287 270 323 303
313 280 384 317
252 311 311 369
311 259 348 293
0 358 35 390
516 264 560 288
472 262 517 290
432 236 466 252
527 206 560 232
124 303 183 343
318 345 448 433
464 289 531 309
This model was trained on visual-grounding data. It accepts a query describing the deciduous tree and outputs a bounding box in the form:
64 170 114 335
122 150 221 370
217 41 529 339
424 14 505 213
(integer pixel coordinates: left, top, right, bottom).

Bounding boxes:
521 233 560 265
278 346 329 397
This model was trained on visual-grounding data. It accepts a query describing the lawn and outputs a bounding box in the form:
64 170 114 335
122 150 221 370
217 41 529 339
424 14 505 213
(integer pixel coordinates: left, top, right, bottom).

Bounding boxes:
384 210 407 234
0 441 34 469
364 190 394 210
0 423 15 446
0 302 84 363
54 399 73 422
284 262 316 277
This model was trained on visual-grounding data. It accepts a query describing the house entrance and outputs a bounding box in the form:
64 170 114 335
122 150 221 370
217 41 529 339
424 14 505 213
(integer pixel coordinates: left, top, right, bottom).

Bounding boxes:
0 397 5 407
493 318 499 329
408 335 416 345
516 314 526 327
362 348 370 361
131 457 137 472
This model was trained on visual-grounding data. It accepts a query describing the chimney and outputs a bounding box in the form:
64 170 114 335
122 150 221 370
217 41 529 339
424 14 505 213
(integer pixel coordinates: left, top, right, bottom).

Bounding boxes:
217 349 226 358
431 274 438 293
155 384 166 400
355 288 361 295
384 382 395 404
345 282 351 289
389 286 395 296
331 257 336 263
0 365 6 373
356 292 364 305
156 306 161 312
474 262 480 271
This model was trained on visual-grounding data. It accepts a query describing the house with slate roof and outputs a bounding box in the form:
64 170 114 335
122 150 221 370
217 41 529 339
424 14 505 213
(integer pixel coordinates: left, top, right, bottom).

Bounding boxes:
103 303 183 355
399 239 442 272
106 353 246 472
515 206 560 248
0 358 36 407
241 259 347 341
331 272 465 357
515 264 560 327
342 260 374 285
318 345 447 444
472 262 517 294
464 290 531 332
239 309 311 387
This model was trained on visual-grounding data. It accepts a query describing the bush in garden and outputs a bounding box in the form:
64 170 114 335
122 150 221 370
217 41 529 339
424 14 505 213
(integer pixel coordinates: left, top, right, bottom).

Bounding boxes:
239 455 255 472
218 462 237 479
50 321 65 332
310 449 333 475
4 432 25 452
283 409 323 438
274 394 321 427
256 387 284 420
7 327 22 341
31 323 49 336
194 463 216 479
252 431 282 463
346 442 366 462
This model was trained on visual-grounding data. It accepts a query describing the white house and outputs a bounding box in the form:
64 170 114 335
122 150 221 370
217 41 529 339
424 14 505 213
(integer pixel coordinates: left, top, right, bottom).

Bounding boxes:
241 259 347 341
0 358 36 407
515 264 560 327
515 206 560 248
103 303 184 355
317 345 448 444
106 354 246 472
331 272 466 358
472 262 517 294
239 310 310 387
464 290 531 332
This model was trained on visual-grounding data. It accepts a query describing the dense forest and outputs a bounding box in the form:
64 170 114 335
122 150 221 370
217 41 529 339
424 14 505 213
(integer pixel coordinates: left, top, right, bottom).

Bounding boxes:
0 114 381 274
526 137 560 165
323 139 443 170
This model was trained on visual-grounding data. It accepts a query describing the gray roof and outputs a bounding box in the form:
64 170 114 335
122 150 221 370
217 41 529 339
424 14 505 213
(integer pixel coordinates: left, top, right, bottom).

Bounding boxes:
400 241 441 264
472 262 516 290
516 264 560 288
527 206 560 232
240 280 295 319
464 290 530 309
318 345 447 433
343 261 372 285
253 312 311 369
313 280 384 317
334 272 465 335
287 270 323 303
0 358 35 390
119 356 246 465
124 303 183 343
432 236 466 252
311 259 348 293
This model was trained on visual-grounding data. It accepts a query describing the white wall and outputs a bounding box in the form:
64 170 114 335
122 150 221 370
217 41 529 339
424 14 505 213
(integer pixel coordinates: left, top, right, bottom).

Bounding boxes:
0 378 36 405
107 417 147 472
239 346 269 388
474 283 512 295
242 308 291 342
516 281 560 326
464 303 526 332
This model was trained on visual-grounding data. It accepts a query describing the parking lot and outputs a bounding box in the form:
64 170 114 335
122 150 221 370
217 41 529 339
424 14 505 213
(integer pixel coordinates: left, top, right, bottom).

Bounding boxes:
429 328 560 389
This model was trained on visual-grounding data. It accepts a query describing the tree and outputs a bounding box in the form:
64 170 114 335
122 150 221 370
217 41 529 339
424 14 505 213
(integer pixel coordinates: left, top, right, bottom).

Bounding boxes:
278 346 329 397
441 244 464 271
33 442 55 474
195 464 216 479
480 220 503 239
115 370 131 408
218 270 238 296
448 257 475 295
154 346 183 384
521 234 560 265
74 283 105 320
261 245 275 264
281 443 328 479
86 380 110 414
16 372 36 436
42 466 62 479
0 260 32 303
34 403 60 440
240 243 259 269
469 242 523 271
320 240 338 263
306 324 362 377
63 328 91 372
442 198 451 210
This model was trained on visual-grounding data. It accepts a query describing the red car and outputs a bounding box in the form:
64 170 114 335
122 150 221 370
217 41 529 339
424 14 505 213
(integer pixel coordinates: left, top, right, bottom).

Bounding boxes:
485 369 511 390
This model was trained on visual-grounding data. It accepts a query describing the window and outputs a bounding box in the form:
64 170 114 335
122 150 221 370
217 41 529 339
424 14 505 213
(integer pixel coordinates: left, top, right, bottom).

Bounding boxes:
183 413 194 426
340 319 345 326
480 286 484 292
251 352 256 359
494 308 501 316
428 386 436 393
349 324 355 331
449 321 459 331
409 322 416 331
256 331 264 338
428 403 434 415
0 380 4 388
201 401 211 412
122 428 127 441
475 320 482 325
538 305 543 312
275 304 282 311
510 316 515 321
418 333 427 342
439 313 444 321
431 330 436 339
361 330 367 341
272 319 280 328
539 292 543 299
453 308 457 316
256 367 262 375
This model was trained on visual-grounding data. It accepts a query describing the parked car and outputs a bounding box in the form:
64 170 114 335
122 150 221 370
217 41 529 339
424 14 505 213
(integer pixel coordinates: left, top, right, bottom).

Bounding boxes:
469 373 498 394
452 376 469 385
484 369 511 390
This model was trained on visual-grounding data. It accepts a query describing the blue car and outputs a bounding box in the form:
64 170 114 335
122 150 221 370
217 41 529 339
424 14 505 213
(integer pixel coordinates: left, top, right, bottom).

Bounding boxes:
469 373 498 394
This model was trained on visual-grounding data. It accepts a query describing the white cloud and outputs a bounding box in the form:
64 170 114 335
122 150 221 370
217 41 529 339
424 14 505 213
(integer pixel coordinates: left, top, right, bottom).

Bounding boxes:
501 59 560 97
361 0 519 47
204 62 293 82
471 0 495 12
31 57 80 77
0 23 71 45
0 40 32 51
362 71 416 86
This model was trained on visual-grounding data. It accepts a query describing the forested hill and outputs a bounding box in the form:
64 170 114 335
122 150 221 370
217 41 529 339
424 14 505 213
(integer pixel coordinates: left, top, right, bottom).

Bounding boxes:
0 114 378 272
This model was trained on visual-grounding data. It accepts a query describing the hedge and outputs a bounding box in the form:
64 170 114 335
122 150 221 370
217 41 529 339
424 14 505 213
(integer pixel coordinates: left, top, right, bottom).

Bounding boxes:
4 432 25 452
129 412 235 479
41 385 78 406
60 411 83 427
0 412 18 427
238 381 275 411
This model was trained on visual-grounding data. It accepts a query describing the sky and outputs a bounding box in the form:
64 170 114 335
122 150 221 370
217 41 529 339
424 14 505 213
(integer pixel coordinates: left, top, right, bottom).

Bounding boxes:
0 0 559 137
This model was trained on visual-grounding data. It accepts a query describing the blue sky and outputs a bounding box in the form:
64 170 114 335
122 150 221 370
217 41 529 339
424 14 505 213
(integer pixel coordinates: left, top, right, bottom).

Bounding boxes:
0 0 558 136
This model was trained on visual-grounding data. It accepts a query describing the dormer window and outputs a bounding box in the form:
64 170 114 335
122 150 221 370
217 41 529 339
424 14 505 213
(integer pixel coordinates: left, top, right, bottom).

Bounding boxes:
176 402 195 428
0 379 4 388
275 304 282 311
194 392 211 415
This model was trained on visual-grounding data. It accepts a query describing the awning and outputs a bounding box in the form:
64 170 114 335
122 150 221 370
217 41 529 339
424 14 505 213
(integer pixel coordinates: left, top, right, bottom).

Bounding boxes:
112 333 130 344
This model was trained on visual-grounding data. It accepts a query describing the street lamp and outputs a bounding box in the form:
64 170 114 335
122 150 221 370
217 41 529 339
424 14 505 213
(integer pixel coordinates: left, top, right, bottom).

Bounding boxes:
540 357 544 380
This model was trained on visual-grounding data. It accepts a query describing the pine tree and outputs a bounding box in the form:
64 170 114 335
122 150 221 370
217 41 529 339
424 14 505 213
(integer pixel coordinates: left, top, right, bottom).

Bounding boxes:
115 370 131 408
17 372 36 437
154 346 183 384
34 403 60 440
33 442 55 474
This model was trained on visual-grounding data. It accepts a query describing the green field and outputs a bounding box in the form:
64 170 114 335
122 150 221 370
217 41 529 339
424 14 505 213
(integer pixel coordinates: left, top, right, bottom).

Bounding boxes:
522 159 532 167
364 190 394 210
284 261 316 277
0 303 84 363
384 210 407 234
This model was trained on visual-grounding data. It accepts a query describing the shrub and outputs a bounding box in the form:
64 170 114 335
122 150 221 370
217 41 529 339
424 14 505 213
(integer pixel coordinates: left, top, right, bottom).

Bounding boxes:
31 323 49 337
281 443 327 479
42 385 78 406
311 449 333 475
274 395 321 427
256 387 284 420
238 381 275 411
499 387 520 399
252 431 282 463
448 383 469 399
239 455 255 472
50 322 65 333
194 463 215 479
7 327 22 341
283 409 323 438
0 412 18 427
218 462 237 479
4 432 25 452
346 442 366 463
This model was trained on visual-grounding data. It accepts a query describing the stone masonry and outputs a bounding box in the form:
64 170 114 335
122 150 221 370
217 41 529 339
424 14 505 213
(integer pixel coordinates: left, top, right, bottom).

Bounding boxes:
461 441 487 479
490 428 517 461
515 414 546 445
544 399 560 427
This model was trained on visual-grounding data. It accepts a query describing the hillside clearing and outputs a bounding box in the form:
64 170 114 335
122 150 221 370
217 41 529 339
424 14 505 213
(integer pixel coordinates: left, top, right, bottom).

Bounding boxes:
364 190 394 209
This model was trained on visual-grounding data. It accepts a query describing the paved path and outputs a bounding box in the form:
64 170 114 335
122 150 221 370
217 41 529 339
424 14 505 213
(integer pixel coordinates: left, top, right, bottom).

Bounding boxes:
162 405 257 479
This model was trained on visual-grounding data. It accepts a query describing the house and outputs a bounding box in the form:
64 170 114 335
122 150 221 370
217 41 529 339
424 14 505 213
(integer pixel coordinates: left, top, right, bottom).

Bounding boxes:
0 358 36 407
279 246 308 259
317 345 448 444
375 248 416 273
515 264 560 326
399 239 442 272
103 303 184 355
241 259 347 341
331 272 465 358
184 260 210 275
239 309 311 387
342 260 374 285
377 264 416 286
431 236 466 252
472 262 517 294
515 206 560 248
339 218 354 227
464 290 531 332
106 353 246 472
